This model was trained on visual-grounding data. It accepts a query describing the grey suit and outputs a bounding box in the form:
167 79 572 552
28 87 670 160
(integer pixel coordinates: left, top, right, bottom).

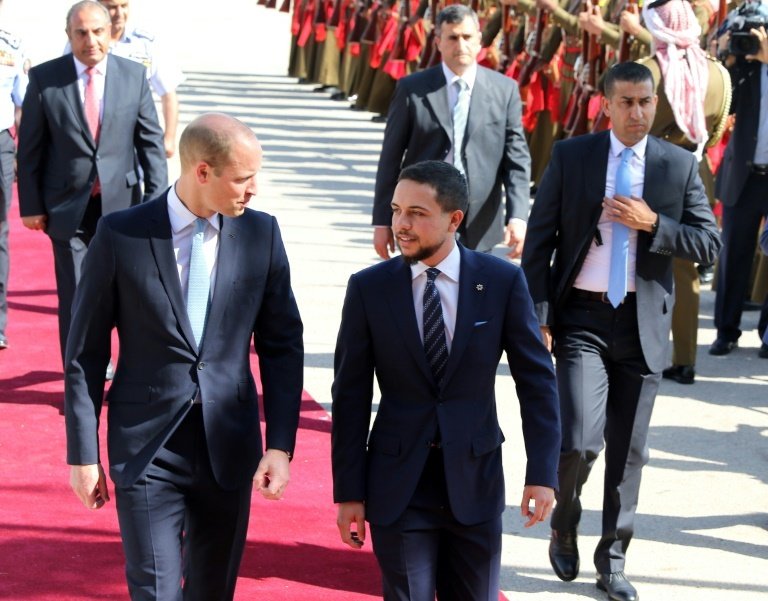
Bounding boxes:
372 65 531 252
17 53 167 359
522 131 720 572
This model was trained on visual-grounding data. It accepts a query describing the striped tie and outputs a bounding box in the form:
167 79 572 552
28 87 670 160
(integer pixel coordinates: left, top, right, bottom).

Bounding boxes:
423 268 449 385
607 147 633 308
452 79 469 176
186 218 211 347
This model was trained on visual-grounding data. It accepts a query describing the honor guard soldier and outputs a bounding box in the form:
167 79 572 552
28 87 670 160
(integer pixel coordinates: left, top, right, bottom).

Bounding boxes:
98 0 184 158
0 5 27 351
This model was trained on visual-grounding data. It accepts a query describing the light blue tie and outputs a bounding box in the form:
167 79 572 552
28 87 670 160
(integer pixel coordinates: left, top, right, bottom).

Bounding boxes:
186 218 210 347
452 79 470 175
607 147 633 308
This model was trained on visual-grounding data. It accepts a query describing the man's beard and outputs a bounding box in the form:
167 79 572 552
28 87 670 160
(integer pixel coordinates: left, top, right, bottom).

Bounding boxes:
397 236 445 265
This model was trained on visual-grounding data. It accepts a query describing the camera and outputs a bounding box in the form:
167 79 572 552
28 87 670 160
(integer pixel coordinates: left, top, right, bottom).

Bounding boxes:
725 1 768 56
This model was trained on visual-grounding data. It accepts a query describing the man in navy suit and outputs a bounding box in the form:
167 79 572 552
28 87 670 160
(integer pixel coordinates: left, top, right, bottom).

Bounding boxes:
17 0 167 363
332 160 561 600
64 113 304 600
522 62 721 601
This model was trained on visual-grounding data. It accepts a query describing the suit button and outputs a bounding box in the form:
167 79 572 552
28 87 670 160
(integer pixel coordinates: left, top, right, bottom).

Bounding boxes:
197 362 206 370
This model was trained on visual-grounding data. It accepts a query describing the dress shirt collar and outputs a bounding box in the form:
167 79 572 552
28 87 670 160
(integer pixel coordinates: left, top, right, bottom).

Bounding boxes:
609 130 648 160
72 54 108 77
441 62 477 92
167 183 221 234
410 242 461 282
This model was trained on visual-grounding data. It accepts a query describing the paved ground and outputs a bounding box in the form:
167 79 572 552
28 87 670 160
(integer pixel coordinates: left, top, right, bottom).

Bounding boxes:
5 0 768 598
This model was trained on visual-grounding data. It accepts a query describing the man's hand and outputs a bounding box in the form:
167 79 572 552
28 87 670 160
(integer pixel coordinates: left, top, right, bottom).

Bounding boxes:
619 9 643 37
504 220 527 259
603 194 657 233
520 485 555 528
337 501 366 549
746 26 768 64
254 449 291 500
21 214 47 231
539 325 552 352
580 3 605 35
70 464 110 510
163 135 176 158
373 227 395 260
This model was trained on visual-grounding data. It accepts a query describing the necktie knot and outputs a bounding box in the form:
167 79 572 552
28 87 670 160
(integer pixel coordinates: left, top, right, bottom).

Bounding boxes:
620 147 633 163
194 217 207 236
426 267 441 283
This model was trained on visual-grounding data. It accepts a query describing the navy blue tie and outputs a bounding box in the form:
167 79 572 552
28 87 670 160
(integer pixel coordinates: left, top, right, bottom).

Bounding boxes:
423 268 449 385
607 148 633 308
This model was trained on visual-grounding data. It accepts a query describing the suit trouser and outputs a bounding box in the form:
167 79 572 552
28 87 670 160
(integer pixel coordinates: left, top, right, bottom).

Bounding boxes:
671 258 700 366
370 449 502 601
551 295 661 574
0 129 16 339
115 405 253 601
50 195 101 364
715 171 768 343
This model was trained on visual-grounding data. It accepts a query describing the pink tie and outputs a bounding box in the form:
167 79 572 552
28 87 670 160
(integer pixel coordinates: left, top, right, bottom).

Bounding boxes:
84 67 100 143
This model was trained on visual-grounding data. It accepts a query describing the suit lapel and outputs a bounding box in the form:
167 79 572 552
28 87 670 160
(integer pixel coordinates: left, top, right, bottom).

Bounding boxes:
465 68 488 141
147 195 198 352
424 67 453 142
386 259 434 383
440 246 484 389
99 55 117 148
61 55 96 150
204 215 240 342
587 131 611 213
641 136 666 214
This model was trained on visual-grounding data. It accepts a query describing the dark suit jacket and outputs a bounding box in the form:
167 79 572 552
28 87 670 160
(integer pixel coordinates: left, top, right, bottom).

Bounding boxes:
331 245 560 527
372 65 531 252
521 131 722 373
716 60 762 207
64 194 304 490
17 54 167 241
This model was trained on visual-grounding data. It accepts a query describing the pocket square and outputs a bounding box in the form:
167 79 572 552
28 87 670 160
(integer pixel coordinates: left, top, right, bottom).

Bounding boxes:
474 320 489 327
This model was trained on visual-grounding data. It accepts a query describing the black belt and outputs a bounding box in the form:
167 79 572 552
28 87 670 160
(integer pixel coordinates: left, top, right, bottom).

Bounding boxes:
571 288 636 304
751 164 768 175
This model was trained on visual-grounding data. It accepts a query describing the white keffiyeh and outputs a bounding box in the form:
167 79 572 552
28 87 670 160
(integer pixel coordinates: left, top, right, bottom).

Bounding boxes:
643 0 709 144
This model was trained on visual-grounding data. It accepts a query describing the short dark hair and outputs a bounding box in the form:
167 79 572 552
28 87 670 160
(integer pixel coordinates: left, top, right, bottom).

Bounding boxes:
398 161 468 213
604 62 654 98
436 4 479 31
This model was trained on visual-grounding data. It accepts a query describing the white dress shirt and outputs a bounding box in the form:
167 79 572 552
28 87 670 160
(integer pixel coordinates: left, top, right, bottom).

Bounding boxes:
167 183 220 302
573 131 647 292
72 55 107 122
411 243 461 352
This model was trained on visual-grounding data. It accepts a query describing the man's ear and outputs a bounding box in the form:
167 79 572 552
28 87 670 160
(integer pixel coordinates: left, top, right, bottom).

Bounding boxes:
449 209 465 232
195 161 210 184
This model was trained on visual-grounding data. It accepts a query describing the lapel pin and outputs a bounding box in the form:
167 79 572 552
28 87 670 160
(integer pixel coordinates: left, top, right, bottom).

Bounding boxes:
476 284 484 292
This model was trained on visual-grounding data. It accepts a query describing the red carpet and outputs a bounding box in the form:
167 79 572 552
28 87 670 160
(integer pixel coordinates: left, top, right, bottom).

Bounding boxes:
0 191 510 600
0 189 381 599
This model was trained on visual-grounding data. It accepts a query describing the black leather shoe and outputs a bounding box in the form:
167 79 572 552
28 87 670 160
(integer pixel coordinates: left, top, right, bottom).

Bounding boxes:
709 338 737 356
549 530 579 581
371 114 387 123
105 361 115 381
661 364 695 384
0 337 7 350
759 343 768 359
596 571 638 601
697 263 714 285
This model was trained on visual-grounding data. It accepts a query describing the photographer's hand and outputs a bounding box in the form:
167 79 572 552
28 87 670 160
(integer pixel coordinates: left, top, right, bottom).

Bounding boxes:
746 26 768 63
